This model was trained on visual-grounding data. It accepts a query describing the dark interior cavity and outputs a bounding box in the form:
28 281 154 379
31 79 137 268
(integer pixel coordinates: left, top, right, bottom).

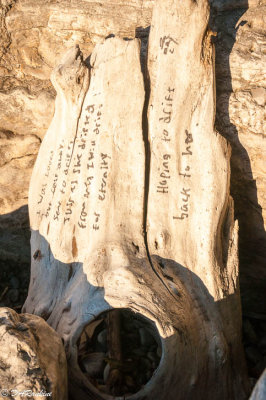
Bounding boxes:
77 308 162 397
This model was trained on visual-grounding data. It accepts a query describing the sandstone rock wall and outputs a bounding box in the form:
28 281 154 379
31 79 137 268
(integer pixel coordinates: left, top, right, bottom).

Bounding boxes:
0 0 265 317
213 0 266 317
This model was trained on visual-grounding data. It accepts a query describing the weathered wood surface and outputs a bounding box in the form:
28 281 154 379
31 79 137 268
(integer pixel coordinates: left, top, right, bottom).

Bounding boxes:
148 0 231 301
1 0 265 325
24 1 250 399
29 39 145 266
146 0 248 398
147 0 243 366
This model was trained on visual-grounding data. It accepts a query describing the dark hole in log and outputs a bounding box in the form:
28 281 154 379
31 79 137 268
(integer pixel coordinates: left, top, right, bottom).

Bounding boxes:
77 308 162 397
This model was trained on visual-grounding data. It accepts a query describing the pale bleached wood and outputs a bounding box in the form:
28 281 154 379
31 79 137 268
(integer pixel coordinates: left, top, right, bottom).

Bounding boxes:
29 38 146 268
146 0 248 398
24 4 249 398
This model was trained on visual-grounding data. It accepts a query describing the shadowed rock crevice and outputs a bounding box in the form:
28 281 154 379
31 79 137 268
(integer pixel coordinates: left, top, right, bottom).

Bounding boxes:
211 1 266 319
210 1 266 381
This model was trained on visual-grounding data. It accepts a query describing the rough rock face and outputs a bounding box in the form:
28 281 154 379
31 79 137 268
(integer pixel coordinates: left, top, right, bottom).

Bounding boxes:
0 0 265 327
0 307 67 399
212 0 266 318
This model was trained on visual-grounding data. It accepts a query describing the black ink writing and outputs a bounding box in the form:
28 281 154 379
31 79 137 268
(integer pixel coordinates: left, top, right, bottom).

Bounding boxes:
53 201 62 221
159 88 175 124
37 184 47 205
78 202 87 229
93 212 100 230
157 154 171 194
160 36 178 55
98 153 111 201
45 151 54 178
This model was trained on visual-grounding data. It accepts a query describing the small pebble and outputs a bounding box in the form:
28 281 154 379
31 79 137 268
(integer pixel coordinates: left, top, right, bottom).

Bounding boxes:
81 352 105 378
103 363 110 383
140 356 151 370
97 385 108 393
97 329 107 349
125 375 135 388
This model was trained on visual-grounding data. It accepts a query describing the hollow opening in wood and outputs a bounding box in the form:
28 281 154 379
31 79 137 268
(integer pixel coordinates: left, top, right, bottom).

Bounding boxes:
77 308 162 397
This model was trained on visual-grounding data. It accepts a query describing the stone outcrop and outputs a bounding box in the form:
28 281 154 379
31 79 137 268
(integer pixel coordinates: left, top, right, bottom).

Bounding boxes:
0 307 67 399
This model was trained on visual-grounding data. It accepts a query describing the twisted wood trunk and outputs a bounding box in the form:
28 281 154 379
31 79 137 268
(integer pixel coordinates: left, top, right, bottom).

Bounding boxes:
23 0 249 398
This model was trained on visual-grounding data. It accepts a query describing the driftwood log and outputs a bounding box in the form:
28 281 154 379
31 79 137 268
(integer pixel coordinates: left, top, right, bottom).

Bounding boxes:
23 0 250 399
